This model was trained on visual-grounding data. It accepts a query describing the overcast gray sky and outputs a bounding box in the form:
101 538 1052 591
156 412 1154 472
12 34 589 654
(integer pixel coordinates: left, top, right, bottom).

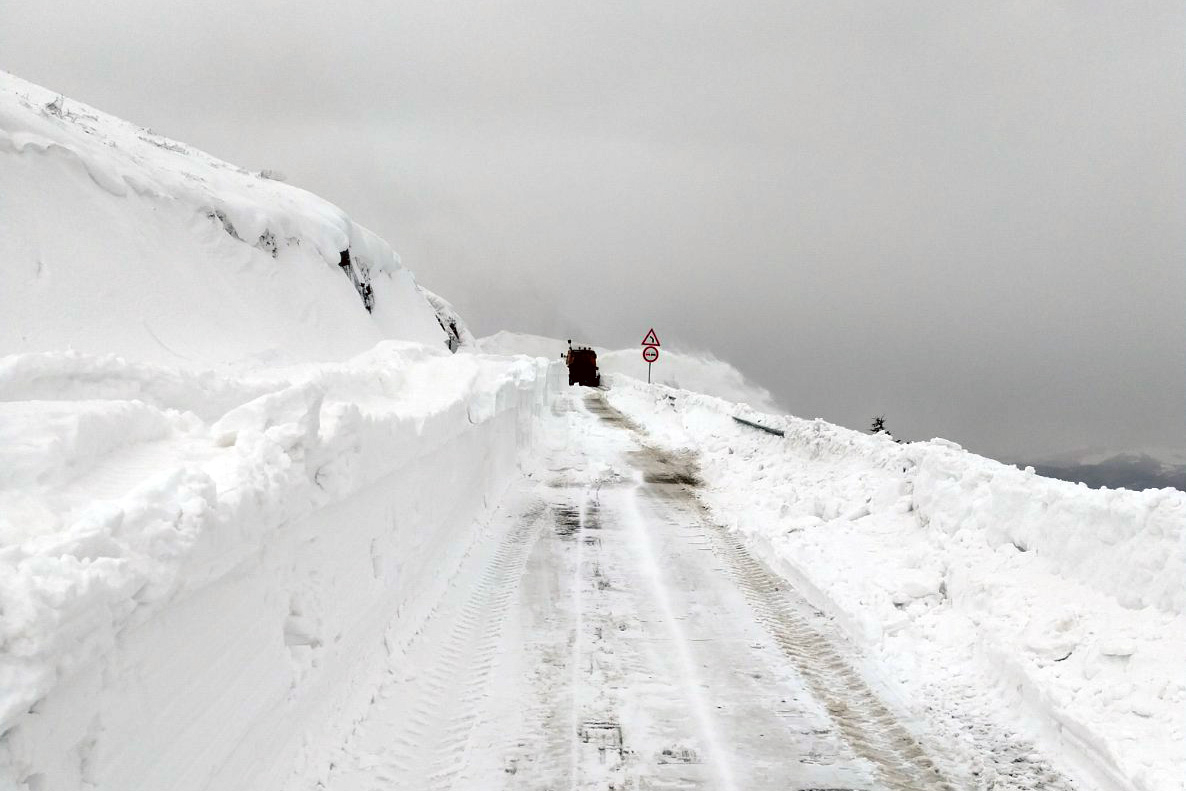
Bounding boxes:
3 0 1182 461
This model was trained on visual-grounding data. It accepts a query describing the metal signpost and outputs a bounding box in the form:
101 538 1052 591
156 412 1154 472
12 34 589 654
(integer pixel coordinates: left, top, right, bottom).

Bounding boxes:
641 328 660 383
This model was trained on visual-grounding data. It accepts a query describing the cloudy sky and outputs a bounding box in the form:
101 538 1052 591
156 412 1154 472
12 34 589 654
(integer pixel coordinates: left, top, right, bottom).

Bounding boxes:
3 0 1182 461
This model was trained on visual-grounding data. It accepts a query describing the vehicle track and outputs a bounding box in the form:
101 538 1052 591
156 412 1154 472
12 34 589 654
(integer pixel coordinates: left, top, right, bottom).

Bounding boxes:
596 391 958 790
313 391 1082 791
402 513 546 790
318 499 547 790
706 524 955 791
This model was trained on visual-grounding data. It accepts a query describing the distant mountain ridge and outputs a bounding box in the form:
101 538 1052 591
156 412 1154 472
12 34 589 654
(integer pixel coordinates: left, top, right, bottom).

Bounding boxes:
1014 448 1186 492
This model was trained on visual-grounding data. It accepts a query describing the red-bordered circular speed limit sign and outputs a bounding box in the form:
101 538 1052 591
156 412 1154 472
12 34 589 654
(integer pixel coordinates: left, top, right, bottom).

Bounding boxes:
642 345 659 363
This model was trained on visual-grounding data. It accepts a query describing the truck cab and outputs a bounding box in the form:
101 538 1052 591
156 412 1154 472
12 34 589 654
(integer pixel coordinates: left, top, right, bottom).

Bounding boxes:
565 342 601 387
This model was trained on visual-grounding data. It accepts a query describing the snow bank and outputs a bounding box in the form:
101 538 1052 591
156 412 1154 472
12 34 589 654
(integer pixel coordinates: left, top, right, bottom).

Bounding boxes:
0 71 463 366
478 331 781 412
607 379 1185 791
0 346 557 790
0 71 518 790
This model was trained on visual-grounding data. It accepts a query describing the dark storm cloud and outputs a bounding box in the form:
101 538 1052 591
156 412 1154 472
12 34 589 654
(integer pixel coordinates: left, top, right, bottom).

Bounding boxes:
3 0 1182 460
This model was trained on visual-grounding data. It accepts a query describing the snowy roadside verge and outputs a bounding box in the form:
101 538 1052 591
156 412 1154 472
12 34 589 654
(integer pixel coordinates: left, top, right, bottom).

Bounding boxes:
0 344 559 791
606 378 1185 791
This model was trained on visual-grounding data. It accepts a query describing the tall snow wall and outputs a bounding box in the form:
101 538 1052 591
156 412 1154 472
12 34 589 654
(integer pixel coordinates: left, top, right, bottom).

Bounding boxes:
0 348 562 790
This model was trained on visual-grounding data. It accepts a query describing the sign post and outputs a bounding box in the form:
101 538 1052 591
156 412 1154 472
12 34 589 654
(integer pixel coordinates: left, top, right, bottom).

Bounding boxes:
641 328 661 384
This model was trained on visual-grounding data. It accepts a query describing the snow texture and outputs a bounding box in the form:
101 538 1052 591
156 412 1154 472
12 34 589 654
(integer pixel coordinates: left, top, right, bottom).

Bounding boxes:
0 345 558 790
607 378 1185 791
0 71 530 790
0 71 459 367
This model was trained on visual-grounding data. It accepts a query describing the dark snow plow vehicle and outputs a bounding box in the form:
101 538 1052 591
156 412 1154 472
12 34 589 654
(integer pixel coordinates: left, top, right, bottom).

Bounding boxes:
565 342 601 387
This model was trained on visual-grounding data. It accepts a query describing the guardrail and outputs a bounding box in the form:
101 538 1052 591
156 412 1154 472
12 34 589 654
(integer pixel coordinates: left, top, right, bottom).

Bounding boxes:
732 416 785 436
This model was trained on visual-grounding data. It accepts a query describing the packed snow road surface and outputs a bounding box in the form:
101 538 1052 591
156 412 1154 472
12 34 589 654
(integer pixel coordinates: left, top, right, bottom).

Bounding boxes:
314 392 983 791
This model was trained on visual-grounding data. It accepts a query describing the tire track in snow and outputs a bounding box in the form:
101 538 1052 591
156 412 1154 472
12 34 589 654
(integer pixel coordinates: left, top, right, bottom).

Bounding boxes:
704 521 957 791
410 514 544 791
590 387 946 789
620 475 741 791
601 387 1084 791
320 499 546 791
567 493 588 789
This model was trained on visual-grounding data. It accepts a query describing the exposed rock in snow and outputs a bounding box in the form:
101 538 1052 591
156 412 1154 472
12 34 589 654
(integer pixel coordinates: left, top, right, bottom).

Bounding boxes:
423 288 476 352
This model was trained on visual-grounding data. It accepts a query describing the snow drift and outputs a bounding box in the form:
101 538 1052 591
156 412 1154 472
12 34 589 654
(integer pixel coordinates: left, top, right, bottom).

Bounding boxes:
607 380 1185 791
0 71 467 368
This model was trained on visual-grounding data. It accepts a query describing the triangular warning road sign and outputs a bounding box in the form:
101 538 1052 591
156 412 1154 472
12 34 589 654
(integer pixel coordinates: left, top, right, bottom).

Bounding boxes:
641 328 660 347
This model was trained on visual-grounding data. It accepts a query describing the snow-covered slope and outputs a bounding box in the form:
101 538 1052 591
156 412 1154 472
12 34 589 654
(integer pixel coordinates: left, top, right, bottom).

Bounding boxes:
478 331 781 413
0 73 538 791
608 381 1185 791
0 71 465 367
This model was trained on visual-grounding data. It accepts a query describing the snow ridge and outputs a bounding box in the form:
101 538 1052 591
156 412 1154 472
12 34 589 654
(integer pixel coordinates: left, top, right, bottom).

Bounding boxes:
0 71 452 366
0 346 557 789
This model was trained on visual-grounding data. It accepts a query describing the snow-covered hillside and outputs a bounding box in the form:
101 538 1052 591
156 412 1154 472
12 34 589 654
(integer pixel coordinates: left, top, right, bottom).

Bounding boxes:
0 71 466 367
0 74 549 790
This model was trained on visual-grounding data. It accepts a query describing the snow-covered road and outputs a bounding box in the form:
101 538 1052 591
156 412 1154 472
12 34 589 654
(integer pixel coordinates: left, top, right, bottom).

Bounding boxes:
311 391 1043 791
4 72 1178 791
